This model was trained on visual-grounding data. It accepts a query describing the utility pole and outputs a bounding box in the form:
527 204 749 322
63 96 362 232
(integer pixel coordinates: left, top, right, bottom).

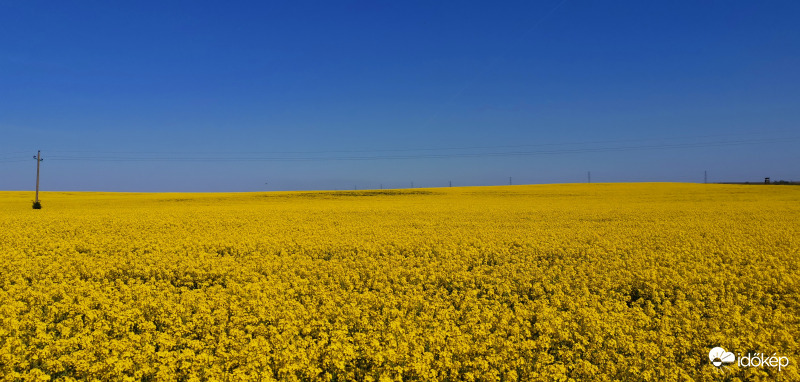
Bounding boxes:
704 170 707 184
449 180 452 187
588 171 591 184
33 150 43 206
509 177 512 186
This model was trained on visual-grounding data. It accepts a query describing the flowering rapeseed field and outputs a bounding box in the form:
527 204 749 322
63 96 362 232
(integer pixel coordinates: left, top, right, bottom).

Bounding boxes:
0 183 798 381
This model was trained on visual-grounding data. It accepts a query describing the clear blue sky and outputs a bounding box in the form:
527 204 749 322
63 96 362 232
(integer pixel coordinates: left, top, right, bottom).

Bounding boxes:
1 0 798 191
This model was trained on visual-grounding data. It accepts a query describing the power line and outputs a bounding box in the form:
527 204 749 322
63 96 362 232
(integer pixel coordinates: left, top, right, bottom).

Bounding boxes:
3 134 797 163
38 136 800 162
0 158 31 163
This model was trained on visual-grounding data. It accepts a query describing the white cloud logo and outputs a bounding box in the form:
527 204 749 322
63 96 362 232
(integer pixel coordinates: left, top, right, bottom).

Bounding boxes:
709 347 736 367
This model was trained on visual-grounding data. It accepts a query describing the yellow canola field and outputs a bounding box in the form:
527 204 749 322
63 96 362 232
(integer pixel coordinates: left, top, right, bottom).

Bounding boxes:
0 183 798 381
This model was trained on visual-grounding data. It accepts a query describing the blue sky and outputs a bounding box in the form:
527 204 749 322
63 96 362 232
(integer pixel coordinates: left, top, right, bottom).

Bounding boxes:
1 0 798 191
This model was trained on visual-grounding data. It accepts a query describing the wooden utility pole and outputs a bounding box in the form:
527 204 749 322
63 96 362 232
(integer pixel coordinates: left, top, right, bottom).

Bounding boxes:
34 150 43 203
